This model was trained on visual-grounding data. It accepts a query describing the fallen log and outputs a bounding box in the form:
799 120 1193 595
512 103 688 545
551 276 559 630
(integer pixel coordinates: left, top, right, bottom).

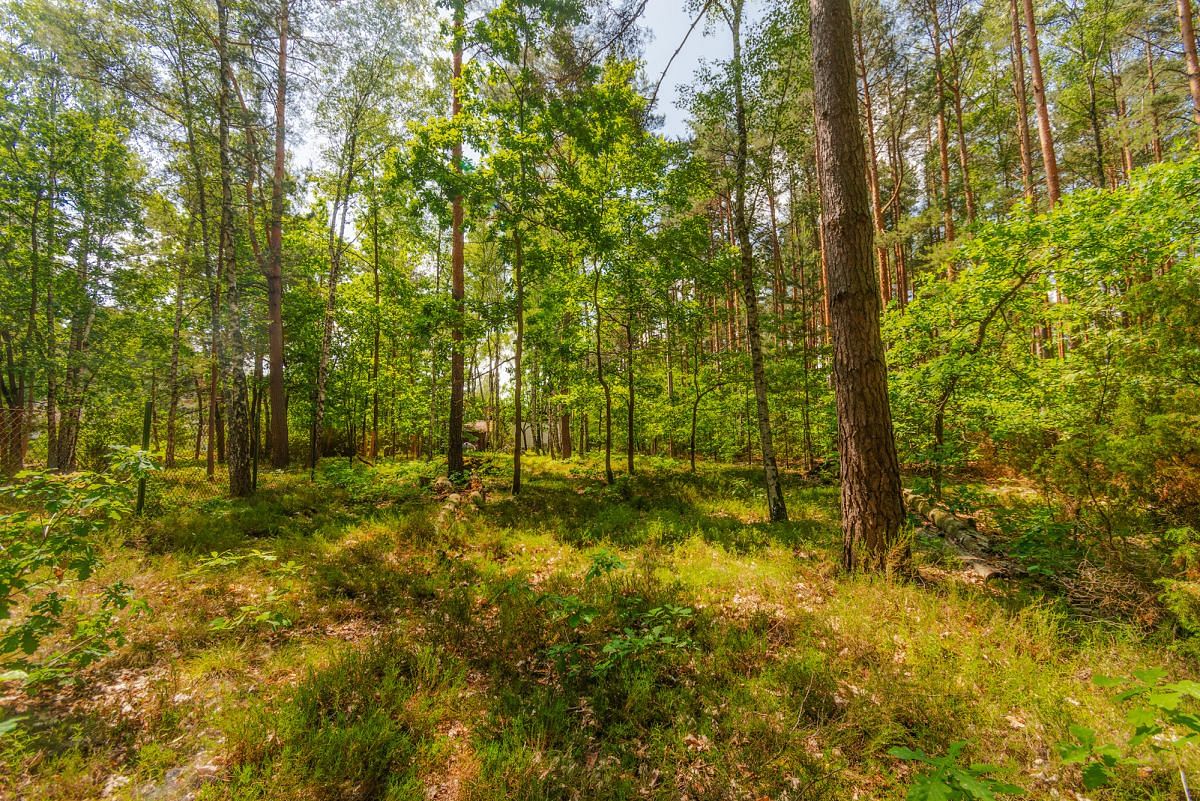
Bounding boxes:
902 489 1008 581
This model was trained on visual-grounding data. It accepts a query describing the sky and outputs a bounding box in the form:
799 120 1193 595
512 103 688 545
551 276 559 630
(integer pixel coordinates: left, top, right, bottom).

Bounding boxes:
639 0 772 138
293 0 749 172
640 0 730 139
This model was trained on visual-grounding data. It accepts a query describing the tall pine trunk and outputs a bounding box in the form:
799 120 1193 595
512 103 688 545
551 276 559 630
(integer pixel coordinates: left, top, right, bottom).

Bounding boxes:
1180 0 1200 139
448 0 466 476
266 0 289 467
928 0 956 247
1009 0 1035 205
1023 0 1061 206
854 22 890 307
811 0 906 571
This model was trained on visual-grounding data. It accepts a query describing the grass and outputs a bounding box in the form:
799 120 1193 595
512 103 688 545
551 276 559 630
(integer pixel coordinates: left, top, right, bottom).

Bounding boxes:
2 454 1197 800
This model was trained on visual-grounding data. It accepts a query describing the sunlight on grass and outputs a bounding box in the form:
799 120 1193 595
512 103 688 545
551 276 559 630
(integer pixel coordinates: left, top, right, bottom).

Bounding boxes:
4 455 1197 801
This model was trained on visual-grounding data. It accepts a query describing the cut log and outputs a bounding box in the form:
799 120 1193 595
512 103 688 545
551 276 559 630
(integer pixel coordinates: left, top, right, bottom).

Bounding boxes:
902 489 1008 580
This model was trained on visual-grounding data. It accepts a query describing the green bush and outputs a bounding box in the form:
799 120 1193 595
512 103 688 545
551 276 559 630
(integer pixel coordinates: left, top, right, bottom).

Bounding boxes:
0 448 154 693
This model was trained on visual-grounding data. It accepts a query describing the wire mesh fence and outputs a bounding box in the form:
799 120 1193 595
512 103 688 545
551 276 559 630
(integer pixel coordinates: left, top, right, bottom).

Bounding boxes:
0 406 26 476
1 399 285 518
140 461 288 516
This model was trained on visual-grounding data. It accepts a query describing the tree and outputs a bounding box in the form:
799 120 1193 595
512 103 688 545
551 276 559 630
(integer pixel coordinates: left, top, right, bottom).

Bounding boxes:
266 0 289 468
448 0 467 477
725 0 788 522
810 0 906 571
1023 0 1061 205
216 0 253 497
1180 0 1200 139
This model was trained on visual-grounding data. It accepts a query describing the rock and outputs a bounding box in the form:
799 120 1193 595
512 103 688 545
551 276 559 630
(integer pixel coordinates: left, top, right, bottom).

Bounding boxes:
102 775 130 798
432 476 453 494
469 490 485 508
135 751 221 800
446 493 462 506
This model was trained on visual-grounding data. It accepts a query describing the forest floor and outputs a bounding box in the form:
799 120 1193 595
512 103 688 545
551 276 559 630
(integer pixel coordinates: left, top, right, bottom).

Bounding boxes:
2 455 1196 800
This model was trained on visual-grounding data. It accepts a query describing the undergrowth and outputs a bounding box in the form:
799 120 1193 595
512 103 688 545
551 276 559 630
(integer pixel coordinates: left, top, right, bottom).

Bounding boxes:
1 456 1197 800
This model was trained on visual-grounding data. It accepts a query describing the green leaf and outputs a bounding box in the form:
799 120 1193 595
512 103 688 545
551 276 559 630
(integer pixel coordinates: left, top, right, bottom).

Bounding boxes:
1081 761 1111 790
1067 725 1096 746
0 716 26 737
889 746 932 762
908 776 956 801
1133 668 1168 685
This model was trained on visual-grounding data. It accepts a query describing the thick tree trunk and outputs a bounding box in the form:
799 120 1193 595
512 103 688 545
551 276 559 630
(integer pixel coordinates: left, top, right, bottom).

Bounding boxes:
1023 0 1061 206
266 0 289 468
731 0 787 522
811 0 907 571
949 80 975 222
1113 73 1133 182
53 218 97 473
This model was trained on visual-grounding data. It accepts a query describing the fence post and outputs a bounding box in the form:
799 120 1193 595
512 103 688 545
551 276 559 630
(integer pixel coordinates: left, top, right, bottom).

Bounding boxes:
136 399 152 515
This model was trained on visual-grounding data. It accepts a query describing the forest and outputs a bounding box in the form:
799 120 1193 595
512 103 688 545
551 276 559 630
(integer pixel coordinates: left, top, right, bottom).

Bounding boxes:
2 0 1200 796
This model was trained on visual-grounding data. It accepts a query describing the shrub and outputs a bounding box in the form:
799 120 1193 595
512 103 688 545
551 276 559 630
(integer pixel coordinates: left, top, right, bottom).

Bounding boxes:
0 448 154 691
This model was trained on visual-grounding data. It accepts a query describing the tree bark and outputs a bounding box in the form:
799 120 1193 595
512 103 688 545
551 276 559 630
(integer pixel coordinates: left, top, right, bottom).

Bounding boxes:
370 201 381 461
731 0 788 522
593 267 614 484
944 23 976 221
217 0 252 497
448 0 466 476
170 14 219 480
314 129 358 462
165 226 187 468
811 0 907 571
266 0 289 467
1023 0 1061 206
1180 0 1200 139
928 0 956 245
1009 0 1035 205
854 22 890 307
1145 37 1164 162
624 315 635 476
512 229 525 493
